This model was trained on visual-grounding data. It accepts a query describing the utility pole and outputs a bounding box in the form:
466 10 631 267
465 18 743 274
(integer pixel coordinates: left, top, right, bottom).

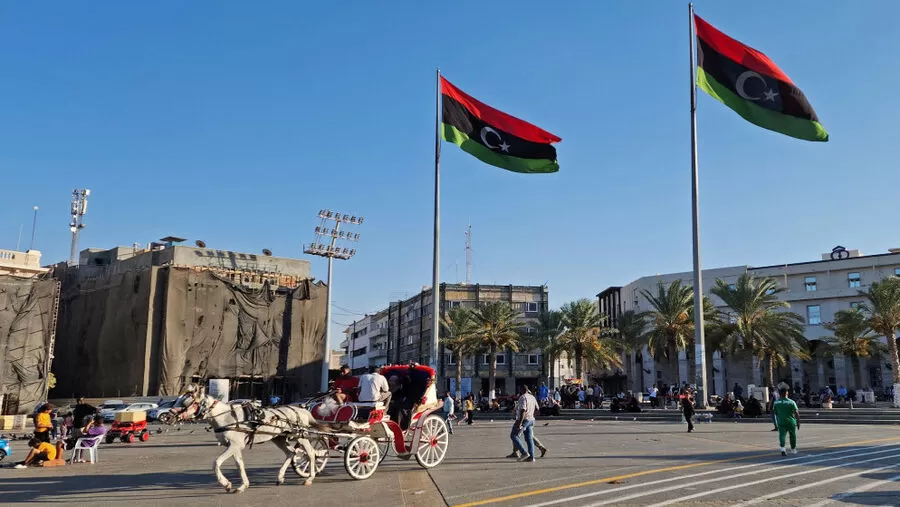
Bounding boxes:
465 224 472 285
304 210 362 393
69 189 90 265
30 206 39 251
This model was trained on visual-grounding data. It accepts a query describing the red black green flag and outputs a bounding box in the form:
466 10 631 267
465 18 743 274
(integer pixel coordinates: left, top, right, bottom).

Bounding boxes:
694 15 828 142
440 77 561 173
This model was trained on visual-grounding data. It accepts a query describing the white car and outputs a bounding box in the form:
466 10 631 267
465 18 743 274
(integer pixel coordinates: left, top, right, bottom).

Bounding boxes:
98 400 128 422
104 402 158 422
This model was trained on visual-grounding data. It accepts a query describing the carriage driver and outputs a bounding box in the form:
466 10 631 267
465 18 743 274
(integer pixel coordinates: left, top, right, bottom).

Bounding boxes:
358 365 392 409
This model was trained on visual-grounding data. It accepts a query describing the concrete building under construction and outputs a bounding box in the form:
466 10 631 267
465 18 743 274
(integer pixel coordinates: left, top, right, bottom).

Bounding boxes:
51 240 326 401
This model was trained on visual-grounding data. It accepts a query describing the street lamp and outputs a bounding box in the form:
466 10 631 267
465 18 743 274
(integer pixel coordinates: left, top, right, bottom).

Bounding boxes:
69 189 90 265
304 209 362 392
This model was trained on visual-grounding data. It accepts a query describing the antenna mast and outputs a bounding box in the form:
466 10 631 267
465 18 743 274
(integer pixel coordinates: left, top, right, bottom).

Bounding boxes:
465 224 472 285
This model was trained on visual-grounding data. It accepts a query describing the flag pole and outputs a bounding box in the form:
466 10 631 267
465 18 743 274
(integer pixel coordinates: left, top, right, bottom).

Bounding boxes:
431 68 442 381
688 2 709 409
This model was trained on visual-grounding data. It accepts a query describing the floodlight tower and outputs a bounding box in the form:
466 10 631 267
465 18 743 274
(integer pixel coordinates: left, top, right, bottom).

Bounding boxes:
304 209 363 392
69 189 90 265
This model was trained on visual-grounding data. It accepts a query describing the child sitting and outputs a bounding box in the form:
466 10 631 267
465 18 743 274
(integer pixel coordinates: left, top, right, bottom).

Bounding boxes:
733 399 744 419
14 438 58 468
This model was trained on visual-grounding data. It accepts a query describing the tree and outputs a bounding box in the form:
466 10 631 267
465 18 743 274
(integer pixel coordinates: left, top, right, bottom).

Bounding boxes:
641 280 694 386
526 310 564 388
559 299 621 381
821 307 885 390
441 306 477 399
711 273 807 388
615 310 649 391
470 301 523 401
859 277 900 407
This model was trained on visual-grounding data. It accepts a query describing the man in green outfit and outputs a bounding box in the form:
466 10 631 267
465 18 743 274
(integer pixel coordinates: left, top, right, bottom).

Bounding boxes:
773 387 800 456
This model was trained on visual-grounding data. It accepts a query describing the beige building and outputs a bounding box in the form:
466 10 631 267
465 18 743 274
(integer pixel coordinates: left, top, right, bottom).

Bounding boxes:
598 247 900 397
346 283 550 397
0 249 48 277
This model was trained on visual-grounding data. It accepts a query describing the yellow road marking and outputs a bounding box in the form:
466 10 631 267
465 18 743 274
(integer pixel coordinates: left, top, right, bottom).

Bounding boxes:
452 435 900 507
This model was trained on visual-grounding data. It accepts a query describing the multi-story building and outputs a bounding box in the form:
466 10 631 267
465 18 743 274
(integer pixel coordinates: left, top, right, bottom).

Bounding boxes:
349 283 550 397
0 248 48 277
598 247 900 397
340 310 389 375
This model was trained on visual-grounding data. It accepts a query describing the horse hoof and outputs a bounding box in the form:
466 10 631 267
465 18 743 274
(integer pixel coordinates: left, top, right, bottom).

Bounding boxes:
236 486 247 493
277 479 285 486
224 485 232 493
304 479 313 487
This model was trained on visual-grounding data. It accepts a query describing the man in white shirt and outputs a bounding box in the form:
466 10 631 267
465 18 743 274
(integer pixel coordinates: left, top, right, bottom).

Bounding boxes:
442 391 455 435
510 385 538 462
649 385 659 408
358 366 391 409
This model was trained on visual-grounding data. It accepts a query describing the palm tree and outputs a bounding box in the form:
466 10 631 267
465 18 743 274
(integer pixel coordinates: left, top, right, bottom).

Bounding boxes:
559 299 621 381
711 273 807 388
441 306 477 399
859 277 900 407
470 301 523 401
526 309 564 387
641 280 694 386
821 307 885 390
615 310 649 391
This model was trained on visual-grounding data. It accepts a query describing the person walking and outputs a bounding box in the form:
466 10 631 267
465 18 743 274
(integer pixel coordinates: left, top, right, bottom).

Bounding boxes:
442 391 455 435
509 385 538 462
773 387 801 455
680 389 695 433
464 394 475 425
769 387 780 431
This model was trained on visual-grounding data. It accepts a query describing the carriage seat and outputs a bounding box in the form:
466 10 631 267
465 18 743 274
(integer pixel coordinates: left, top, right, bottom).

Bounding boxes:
310 401 385 424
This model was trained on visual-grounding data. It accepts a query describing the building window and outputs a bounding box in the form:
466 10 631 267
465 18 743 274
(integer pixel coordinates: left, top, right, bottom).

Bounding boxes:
482 353 506 365
446 353 456 365
848 272 861 288
807 305 822 325
523 327 535 335
895 268 900 277
528 354 539 365
526 302 539 313
406 335 414 345
804 276 817 292
850 302 862 309
352 347 367 357
449 301 461 309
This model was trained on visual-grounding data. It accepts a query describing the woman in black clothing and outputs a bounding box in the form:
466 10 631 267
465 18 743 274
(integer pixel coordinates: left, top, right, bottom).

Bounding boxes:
681 389 695 433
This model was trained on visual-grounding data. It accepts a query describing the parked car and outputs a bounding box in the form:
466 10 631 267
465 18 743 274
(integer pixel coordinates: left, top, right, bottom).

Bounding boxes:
106 402 159 422
0 437 11 462
148 401 176 421
98 400 128 422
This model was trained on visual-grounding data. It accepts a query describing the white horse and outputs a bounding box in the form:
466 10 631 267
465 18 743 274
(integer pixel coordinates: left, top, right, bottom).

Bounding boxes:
164 391 322 492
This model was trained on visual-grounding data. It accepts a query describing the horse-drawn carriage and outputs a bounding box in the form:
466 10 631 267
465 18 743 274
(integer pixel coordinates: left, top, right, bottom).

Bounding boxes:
161 363 449 492
293 364 450 480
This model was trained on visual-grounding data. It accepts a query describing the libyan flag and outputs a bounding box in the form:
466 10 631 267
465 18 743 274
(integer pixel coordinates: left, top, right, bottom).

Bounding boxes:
695 15 828 142
441 76 561 173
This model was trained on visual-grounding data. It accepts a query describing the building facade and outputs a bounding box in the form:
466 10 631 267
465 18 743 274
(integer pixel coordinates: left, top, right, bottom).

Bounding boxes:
598 247 900 397
347 283 550 397
0 249 48 277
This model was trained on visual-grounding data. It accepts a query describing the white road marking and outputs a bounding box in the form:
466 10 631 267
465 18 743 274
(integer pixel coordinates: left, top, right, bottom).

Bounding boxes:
643 451 900 507
802 472 900 507
521 444 898 507
732 465 900 506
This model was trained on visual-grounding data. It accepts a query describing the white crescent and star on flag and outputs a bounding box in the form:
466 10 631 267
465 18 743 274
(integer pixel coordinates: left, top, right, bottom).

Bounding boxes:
480 126 511 152
735 70 779 102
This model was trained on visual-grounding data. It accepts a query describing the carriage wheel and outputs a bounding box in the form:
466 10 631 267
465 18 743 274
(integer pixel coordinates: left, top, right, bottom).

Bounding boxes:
292 438 329 478
343 436 380 480
140 431 150 442
414 414 449 469
105 435 115 444
124 433 136 443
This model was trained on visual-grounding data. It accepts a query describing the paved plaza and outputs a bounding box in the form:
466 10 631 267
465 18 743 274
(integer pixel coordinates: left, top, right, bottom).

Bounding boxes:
2 419 900 506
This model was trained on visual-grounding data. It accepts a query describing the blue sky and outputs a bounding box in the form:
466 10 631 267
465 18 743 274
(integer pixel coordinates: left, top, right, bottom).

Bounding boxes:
2 2 898 344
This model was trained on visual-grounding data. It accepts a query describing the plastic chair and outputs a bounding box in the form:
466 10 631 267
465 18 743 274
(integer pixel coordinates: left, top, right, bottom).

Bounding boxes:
70 436 102 463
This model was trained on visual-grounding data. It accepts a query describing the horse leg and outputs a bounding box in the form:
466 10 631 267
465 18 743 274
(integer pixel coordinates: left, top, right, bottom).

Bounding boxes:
214 444 237 492
233 445 250 493
273 437 294 486
295 438 317 486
